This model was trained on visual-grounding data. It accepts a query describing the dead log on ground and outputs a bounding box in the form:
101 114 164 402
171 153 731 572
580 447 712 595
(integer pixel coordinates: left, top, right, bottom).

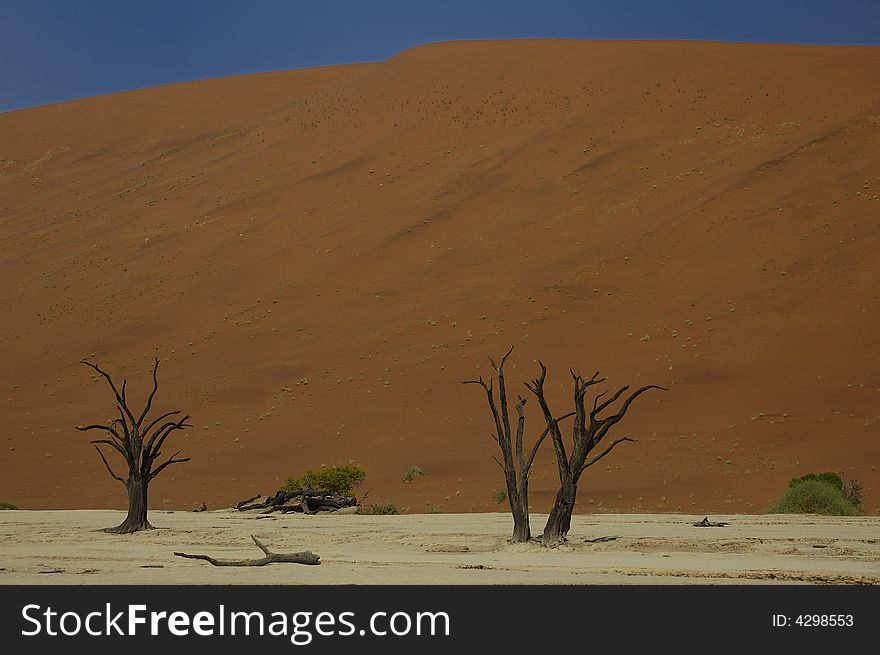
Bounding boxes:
235 494 262 509
174 535 320 566
693 516 729 527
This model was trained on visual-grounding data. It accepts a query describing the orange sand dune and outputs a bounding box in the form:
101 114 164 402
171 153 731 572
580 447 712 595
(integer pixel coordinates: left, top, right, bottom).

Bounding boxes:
1 40 878 514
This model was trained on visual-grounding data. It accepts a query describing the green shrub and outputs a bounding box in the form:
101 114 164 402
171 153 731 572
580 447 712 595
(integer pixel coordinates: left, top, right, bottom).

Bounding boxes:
767 479 858 516
282 465 366 496
0 500 18 510
789 472 843 492
427 507 443 514
492 489 507 505
358 503 399 515
403 465 424 482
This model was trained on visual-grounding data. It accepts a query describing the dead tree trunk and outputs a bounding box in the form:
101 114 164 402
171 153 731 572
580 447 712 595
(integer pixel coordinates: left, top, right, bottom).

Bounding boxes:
118 475 151 533
77 357 192 534
543 478 577 541
526 362 666 545
464 347 573 543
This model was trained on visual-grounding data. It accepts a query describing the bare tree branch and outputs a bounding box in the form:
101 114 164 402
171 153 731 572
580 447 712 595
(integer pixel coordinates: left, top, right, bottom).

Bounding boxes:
591 385 667 448
77 422 125 445
461 376 489 390
514 395 527 474
579 437 637 474
140 410 182 441
93 445 127 485
143 416 191 467
116 404 131 440
489 345 515 372
88 437 128 458
149 451 191 480
525 361 570 476
463 377 505 453
609 385 668 421
81 359 138 433
522 359 548 395
523 411 575 476
494 348 515 467
136 357 161 427
592 385 630 420
90 435 135 470
108 418 128 444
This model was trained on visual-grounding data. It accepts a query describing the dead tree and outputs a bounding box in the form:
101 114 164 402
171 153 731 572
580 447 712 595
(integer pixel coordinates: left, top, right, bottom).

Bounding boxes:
525 362 666 545
77 358 191 533
463 347 574 543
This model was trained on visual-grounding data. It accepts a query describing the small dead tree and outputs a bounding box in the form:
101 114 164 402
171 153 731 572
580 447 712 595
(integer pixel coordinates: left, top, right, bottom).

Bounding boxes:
77 357 191 533
526 362 666 545
464 347 574 543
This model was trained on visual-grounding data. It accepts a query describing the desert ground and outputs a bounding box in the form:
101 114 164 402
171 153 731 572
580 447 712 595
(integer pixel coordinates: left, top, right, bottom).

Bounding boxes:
1 40 879 515
0 510 877 585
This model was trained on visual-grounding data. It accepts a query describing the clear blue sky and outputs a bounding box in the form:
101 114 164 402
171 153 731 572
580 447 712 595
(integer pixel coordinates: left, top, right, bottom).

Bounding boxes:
2 0 878 113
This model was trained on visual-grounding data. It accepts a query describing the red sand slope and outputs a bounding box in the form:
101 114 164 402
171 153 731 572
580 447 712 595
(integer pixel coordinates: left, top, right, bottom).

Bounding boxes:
1 40 878 514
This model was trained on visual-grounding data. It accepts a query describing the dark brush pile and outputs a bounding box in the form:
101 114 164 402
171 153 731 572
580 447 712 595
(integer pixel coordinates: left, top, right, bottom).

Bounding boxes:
235 489 358 515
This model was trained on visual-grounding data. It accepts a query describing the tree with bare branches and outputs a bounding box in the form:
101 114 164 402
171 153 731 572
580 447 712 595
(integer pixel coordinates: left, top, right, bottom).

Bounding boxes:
463 347 574 542
525 362 666 545
77 358 192 533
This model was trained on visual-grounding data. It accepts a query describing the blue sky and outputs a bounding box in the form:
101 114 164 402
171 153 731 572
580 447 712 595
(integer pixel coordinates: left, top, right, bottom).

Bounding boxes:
2 0 878 113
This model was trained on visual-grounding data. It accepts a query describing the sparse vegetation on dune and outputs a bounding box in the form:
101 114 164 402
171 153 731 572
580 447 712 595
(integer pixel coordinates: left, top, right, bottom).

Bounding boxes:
403 465 424 482
358 503 399 515
0 500 19 510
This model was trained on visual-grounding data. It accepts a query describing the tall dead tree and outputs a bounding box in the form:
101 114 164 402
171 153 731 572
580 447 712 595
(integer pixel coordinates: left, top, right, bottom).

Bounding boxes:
77 358 191 533
526 362 666 545
464 347 574 543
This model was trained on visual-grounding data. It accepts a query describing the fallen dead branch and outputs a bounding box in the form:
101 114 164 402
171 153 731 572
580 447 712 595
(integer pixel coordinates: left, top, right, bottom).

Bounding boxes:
174 535 320 567
693 517 729 527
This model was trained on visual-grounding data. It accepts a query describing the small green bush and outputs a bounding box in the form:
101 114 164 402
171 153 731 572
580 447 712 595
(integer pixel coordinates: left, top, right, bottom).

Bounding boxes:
789 472 843 492
427 507 443 514
282 465 366 496
767 479 858 516
492 489 507 505
358 503 399 515
0 500 18 510
403 465 424 482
